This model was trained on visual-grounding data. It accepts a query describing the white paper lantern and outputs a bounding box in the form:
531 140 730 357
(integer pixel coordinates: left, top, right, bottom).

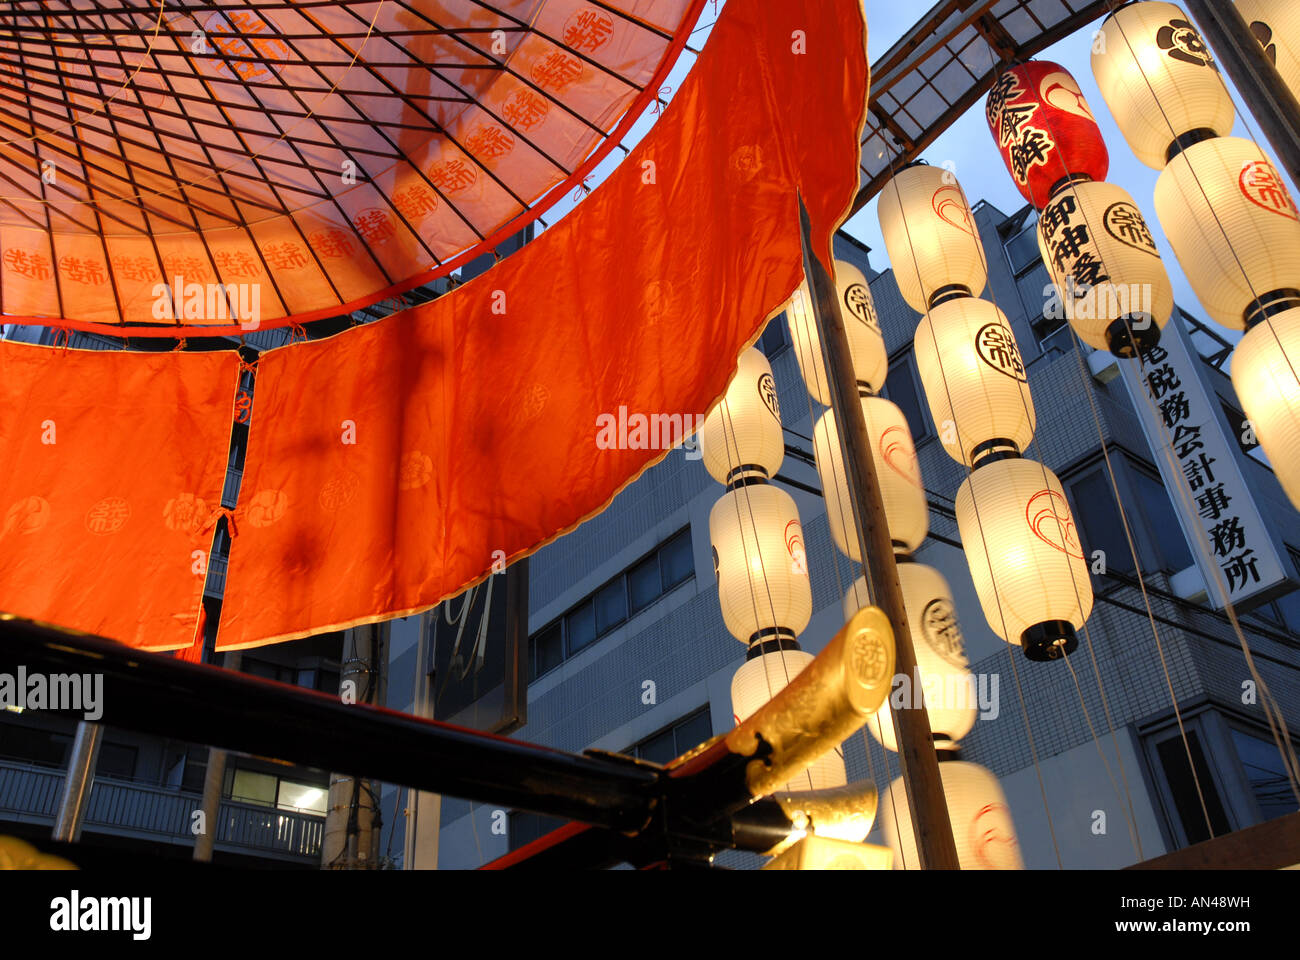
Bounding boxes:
699 347 786 485
879 760 1024 870
844 562 976 753
955 457 1093 660
1233 309 1300 509
1155 136 1300 330
913 297 1037 467
1037 179 1174 355
812 400 927 561
710 483 812 644
787 260 888 405
1092 1 1235 170
731 648 848 792
878 164 988 314
1238 1 1300 103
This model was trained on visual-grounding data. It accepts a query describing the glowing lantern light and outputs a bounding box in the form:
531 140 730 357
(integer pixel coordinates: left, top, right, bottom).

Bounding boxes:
763 835 893 870
1233 311 1300 509
955 456 1093 661
1091 1 1236 171
879 759 1025 870
710 483 812 645
912 297 1036 467
1238 1 1300 103
844 562 976 753
985 60 1110 209
1037 179 1174 355
813 400 927 560
1154 136 1300 330
731 647 848 791
699 347 786 485
787 260 888 405
877 163 988 313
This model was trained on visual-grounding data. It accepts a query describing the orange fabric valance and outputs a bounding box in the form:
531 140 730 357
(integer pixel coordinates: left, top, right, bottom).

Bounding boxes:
0 342 239 649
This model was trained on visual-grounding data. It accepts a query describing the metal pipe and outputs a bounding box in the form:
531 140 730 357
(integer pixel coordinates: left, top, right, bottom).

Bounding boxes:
1185 0 1300 190
797 195 961 870
52 721 102 843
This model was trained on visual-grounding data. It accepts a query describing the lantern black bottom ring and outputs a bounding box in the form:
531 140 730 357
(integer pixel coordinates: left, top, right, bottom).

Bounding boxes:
1106 315 1161 359
1020 621 1078 662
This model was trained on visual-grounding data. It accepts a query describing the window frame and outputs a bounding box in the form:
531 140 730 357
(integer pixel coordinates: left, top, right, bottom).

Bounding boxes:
881 351 933 445
527 527 695 680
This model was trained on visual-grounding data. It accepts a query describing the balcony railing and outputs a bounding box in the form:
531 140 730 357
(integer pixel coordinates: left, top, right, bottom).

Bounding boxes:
0 758 324 862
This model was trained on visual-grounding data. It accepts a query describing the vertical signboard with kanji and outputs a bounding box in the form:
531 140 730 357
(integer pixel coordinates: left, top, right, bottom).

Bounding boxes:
1118 315 1287 609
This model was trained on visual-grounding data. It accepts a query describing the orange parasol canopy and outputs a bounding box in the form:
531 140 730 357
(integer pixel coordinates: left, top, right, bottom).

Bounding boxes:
0 0 699 333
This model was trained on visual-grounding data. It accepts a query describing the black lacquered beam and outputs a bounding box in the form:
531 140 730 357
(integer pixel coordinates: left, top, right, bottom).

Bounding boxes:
0 617 662 834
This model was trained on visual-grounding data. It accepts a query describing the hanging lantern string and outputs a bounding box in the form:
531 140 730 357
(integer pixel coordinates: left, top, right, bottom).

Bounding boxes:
781 257 880 800
1001 69 1219 851
783 266 872 610
1097 0 1300 807
881 139 1066 868
1102 0 1300 391
714 373 811 790
976 48 1153 859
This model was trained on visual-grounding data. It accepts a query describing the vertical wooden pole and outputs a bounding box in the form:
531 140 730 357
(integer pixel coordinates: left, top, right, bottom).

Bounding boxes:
1185 0 1300 189
797 196 960 869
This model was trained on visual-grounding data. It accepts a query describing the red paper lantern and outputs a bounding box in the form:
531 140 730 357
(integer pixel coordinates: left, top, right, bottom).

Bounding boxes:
986 61 1110 209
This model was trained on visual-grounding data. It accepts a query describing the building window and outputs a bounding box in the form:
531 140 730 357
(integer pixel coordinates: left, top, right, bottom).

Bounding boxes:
1151 728 1232 846
1228 727 1296 822
1069 469 1136 574
95 742 138 781
508 809 567 851
528 528 695 679
224 765 328 815
625 707 713 764
881 353 932 443
1004 217 1042 277
242 658 339 693
1066 457 1193 577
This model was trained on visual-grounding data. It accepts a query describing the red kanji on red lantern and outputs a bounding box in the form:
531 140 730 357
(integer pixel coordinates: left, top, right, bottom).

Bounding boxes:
429 158 478 194
308 229 356 260
392 185 438 221
501 89 550 131
531 50 584 91
563 10 615 52
353 209 397 245
984 61 1109 209
213 249 263 278
59 256 107 286
3 248 52 280
263 242 309 270
464 124 515 162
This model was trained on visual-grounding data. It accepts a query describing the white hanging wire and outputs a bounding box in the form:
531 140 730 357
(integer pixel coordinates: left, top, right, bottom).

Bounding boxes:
715 368 812 791
1099 0 1300 808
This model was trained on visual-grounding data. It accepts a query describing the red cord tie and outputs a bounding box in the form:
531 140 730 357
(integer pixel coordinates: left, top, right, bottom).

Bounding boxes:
202 506 239 539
